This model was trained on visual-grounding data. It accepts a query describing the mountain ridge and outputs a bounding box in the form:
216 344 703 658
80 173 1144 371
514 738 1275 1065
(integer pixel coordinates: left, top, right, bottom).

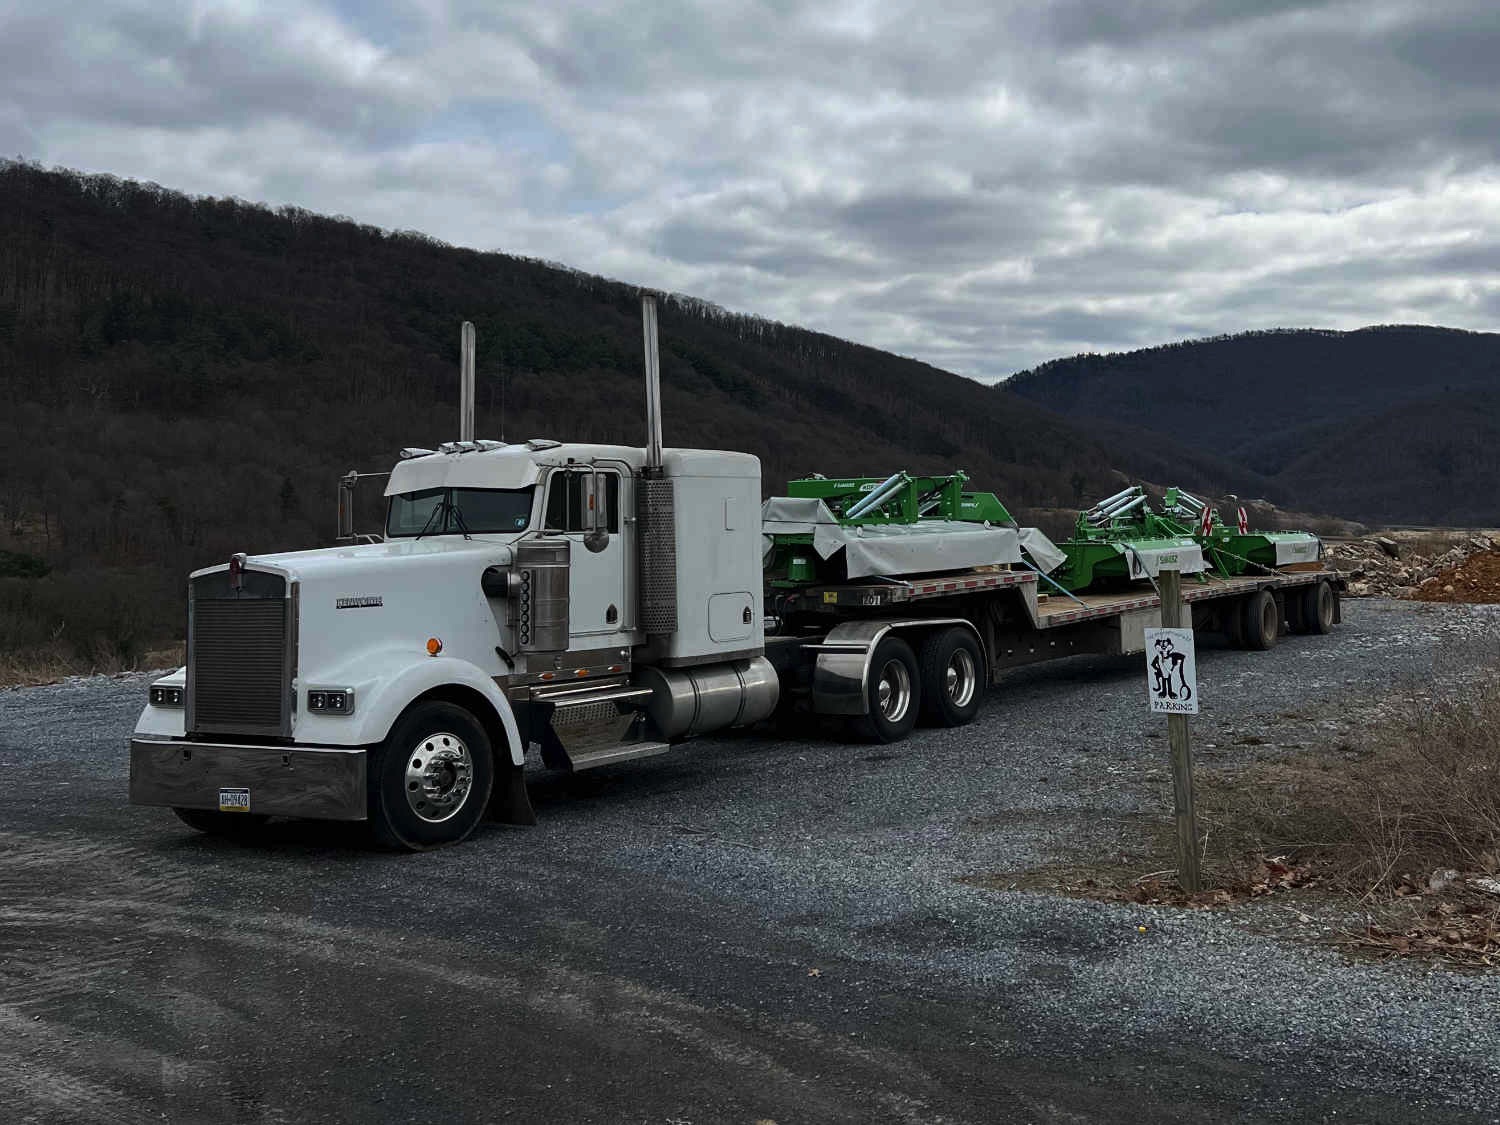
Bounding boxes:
1006 324 1500 523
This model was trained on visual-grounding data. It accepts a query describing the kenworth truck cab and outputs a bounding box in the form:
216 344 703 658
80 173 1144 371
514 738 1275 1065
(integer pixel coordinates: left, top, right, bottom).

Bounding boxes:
130 300 778 848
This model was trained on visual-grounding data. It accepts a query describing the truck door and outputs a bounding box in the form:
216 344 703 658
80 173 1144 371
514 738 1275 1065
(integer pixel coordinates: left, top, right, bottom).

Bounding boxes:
543 468 633 648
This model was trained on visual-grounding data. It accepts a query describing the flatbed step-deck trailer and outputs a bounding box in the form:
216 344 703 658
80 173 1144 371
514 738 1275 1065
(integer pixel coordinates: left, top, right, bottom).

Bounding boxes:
764 563 1342 719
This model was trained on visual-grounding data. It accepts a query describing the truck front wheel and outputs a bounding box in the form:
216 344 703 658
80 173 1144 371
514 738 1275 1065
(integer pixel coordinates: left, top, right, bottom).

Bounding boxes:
852 636 921 743
918 627 985 728
370 701 495 850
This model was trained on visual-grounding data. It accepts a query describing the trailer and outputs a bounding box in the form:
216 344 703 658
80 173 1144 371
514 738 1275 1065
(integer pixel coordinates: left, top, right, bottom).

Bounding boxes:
129 298 1344 849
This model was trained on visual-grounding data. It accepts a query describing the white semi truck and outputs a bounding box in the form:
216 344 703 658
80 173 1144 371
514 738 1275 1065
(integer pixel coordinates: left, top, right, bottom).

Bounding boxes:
130 298 1343 849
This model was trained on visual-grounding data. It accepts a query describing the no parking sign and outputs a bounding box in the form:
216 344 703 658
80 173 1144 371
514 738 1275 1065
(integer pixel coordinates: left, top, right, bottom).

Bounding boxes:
1145 627 1199 715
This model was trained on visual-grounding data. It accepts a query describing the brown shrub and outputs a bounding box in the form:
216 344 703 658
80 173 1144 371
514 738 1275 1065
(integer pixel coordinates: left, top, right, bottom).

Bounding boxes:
1196 686 1500 894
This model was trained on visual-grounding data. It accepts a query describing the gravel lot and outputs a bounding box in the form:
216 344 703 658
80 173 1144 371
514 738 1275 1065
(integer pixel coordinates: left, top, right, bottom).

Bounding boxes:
3 598 1500 1123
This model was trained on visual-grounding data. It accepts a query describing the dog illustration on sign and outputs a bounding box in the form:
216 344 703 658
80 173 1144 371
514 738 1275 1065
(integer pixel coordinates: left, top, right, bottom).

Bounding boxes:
1150 633 1192 702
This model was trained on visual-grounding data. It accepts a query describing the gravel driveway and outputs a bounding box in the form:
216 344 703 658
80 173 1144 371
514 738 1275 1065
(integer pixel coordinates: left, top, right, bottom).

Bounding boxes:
2 599 1498 1123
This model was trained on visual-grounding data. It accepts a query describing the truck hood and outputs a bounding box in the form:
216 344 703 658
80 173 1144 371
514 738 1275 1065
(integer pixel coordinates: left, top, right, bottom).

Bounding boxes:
193 535 521 584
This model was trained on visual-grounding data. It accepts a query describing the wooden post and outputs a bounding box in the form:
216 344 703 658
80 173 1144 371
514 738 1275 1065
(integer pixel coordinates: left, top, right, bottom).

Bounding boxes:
1158 567 1202 893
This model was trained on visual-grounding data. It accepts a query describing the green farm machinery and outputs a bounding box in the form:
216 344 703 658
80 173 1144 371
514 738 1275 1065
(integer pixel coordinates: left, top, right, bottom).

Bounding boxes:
1058 484 1323 592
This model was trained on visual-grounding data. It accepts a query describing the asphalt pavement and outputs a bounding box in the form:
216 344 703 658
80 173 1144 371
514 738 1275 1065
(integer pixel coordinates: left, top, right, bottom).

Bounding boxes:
2 598 1499 1124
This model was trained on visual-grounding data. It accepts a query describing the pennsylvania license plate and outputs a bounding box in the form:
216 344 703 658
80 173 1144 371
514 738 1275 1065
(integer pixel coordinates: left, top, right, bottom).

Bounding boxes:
218 787 251 813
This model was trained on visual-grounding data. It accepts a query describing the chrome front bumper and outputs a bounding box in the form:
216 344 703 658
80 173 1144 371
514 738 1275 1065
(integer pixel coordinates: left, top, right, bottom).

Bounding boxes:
129 738 368 821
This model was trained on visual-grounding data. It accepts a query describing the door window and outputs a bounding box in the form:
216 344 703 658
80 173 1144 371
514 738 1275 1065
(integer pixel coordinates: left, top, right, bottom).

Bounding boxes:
544 471 620 533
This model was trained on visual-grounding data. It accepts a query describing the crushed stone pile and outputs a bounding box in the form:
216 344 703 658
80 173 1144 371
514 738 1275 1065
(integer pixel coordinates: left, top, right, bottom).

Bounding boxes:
1326 535 1497 599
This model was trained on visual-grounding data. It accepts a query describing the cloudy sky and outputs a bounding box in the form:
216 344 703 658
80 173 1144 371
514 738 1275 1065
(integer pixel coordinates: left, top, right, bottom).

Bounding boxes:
3 1 1498 380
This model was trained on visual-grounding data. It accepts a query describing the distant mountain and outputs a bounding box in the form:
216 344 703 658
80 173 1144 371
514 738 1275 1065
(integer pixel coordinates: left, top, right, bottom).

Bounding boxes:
0 160 1223 670
1006 326 1500 524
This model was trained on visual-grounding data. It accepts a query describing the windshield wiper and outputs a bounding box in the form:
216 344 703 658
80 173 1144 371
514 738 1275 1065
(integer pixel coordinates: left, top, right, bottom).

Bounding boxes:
448 500 473 541
412 498 447 540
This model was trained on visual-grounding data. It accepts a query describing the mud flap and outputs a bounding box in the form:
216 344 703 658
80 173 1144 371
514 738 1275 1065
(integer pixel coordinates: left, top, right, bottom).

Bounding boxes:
488 764 537 826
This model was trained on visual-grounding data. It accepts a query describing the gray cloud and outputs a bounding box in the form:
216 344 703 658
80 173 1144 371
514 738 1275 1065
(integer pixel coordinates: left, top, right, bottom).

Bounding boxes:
4 0 1498 380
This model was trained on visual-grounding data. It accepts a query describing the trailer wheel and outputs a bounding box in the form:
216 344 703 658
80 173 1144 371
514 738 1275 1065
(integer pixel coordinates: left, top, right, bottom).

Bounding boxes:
852 636 921 743
173 808 271 838
369 701 495 850
1243 590 1279 651
1302 580 1336 635
918 627 985 727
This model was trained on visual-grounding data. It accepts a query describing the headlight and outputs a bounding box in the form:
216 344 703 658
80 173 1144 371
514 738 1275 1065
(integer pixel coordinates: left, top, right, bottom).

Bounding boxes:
307 687 355 715
149 684 184 707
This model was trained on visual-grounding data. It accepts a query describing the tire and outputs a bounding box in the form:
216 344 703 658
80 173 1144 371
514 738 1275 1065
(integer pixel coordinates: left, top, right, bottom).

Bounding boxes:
918 627 985 728
1302 580 1336 635
852 636 921 744
1243 589 1279 651
369 701 495 850
173 807 271 838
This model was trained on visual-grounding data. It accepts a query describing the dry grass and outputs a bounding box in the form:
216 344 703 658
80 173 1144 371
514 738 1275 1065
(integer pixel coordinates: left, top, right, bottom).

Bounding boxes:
1194 686 1500 895
0 642 184 687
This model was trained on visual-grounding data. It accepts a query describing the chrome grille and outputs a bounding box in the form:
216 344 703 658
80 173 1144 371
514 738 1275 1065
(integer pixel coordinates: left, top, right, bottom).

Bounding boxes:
188 574 292 737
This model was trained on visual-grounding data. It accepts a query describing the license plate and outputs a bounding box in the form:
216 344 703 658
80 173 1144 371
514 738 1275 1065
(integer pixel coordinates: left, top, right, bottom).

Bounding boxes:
218 787 251 813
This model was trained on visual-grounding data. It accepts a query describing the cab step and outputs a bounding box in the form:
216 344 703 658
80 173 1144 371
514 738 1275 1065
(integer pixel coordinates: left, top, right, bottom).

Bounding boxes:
565 740 671 771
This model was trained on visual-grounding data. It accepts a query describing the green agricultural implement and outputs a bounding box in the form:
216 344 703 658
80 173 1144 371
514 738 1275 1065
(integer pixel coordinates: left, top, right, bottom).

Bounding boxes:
1056 485 1208 592
1058 484 1323 593
763 470 1034 589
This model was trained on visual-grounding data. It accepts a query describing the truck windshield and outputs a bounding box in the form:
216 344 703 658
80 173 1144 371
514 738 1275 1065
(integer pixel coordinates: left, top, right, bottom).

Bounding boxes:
385 487 534 537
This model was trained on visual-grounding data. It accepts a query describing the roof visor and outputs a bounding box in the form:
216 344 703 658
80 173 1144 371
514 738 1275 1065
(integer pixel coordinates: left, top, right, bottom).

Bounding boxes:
385 448 541 496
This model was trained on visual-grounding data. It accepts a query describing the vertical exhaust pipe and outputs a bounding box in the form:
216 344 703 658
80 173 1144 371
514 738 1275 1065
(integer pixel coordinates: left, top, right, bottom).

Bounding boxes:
460 320 476 443
636 293 677 636
641 295 663 470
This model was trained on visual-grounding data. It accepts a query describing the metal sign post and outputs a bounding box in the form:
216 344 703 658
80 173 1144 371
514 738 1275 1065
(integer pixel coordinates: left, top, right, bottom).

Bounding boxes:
1147 567 1202 892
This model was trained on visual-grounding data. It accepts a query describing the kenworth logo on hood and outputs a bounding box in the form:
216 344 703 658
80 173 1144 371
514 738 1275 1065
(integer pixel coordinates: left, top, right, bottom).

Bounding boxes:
335 595 383 609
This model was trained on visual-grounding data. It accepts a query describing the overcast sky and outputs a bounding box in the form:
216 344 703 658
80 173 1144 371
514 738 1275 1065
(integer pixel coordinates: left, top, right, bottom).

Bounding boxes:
3 1 1497 380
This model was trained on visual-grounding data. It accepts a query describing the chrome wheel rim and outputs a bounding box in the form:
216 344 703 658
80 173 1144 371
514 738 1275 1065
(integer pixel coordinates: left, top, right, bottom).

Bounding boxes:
404 733 474 823
945 648 977 708
875 659 912 723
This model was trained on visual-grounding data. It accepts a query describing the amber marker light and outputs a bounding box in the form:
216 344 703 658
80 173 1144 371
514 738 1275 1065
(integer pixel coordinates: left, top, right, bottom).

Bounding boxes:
426 637 443 656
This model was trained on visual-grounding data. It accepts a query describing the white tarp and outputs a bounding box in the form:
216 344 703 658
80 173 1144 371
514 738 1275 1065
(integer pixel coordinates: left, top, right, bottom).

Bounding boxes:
1266 534 1322 565
762 497 1065 580
1118 540 1208 579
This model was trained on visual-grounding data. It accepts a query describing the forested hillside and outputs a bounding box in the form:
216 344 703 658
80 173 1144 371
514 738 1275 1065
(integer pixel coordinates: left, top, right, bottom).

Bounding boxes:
1006 326 1500 524
2 161 1225 674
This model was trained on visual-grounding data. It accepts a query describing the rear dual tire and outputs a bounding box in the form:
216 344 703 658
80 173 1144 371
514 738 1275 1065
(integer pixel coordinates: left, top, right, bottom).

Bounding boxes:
852 627 985 743
853 637 921 743
918 627 985 728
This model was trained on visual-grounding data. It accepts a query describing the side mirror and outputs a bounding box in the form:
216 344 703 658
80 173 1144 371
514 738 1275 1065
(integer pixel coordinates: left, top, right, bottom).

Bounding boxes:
582 470 610 553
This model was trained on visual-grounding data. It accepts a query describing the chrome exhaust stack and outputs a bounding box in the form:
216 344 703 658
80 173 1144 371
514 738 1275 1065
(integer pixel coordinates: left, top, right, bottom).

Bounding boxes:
460 320 476 443
636 294 677 635
642 295 664 471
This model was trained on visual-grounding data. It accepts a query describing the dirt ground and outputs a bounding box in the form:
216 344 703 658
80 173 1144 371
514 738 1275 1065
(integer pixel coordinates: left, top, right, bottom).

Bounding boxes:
1409 550 1500 604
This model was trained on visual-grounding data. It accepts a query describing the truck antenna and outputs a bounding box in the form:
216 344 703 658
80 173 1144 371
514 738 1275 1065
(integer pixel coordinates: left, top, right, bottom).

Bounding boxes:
460 320 476 443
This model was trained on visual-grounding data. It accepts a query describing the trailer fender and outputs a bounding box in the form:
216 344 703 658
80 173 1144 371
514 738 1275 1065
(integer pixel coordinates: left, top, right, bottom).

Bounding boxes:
327 655 525 767
807 618 982 716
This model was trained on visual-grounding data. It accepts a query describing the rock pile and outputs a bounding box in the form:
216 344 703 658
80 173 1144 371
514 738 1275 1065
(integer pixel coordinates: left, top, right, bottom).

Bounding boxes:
1325 535 1497 598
